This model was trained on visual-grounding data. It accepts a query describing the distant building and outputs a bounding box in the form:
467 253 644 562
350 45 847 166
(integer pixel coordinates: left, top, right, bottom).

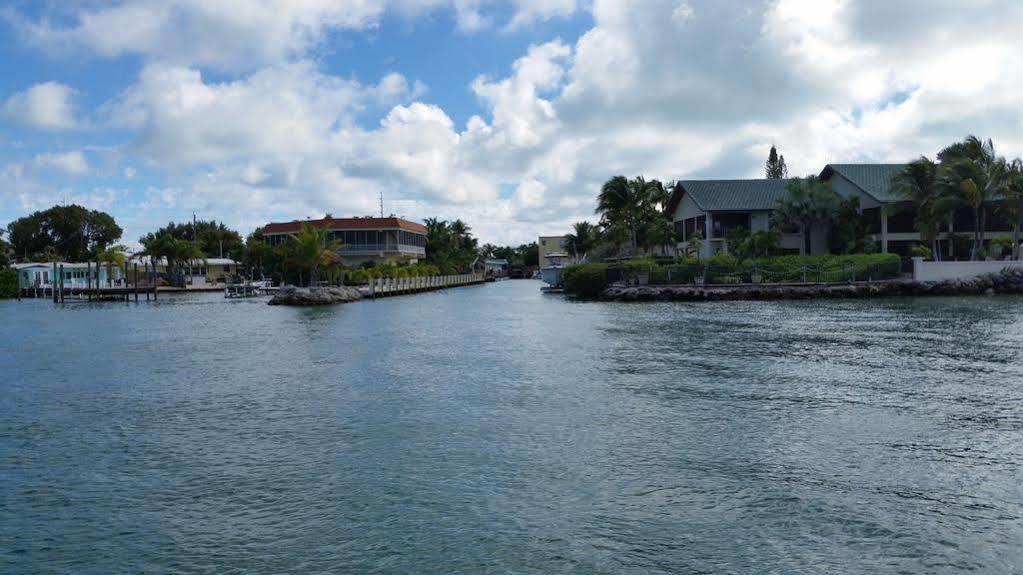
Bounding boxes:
261 216 427 267
484 258 508 276
538 236 569 266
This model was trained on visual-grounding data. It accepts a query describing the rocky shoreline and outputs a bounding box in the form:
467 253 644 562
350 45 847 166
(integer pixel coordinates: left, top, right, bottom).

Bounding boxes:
268 285 364 306
598 269 1023 302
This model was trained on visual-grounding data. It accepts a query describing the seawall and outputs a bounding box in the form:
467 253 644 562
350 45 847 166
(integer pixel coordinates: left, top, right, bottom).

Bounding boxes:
598 269 1023 302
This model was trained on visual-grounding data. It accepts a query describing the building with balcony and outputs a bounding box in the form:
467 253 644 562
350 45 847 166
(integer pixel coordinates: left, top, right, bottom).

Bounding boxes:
261 216 428 266
669 163 1021 259
667 179 810 258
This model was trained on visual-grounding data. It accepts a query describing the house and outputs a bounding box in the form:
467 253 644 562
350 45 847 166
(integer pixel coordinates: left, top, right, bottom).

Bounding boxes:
669 162 1022 259
12 262 122 290
130 256 242 288
261 216 427 267
538 236 570 265
821 163 1018 257
819 164 907 254
666 179 811 258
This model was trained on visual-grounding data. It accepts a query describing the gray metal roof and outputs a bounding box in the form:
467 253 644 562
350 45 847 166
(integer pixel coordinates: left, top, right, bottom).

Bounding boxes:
820 164 907 203
674 179 791 212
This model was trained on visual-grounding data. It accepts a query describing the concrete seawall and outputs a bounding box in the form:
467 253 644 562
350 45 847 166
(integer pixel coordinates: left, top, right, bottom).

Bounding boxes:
598 269 1023 302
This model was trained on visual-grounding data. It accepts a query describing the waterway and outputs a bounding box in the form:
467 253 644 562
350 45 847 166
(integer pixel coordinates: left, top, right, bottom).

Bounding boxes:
2 281 1022 573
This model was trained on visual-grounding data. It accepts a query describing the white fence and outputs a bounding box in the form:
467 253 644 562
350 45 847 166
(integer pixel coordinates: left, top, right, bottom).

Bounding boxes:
367 273 485 296
912 257 1023 282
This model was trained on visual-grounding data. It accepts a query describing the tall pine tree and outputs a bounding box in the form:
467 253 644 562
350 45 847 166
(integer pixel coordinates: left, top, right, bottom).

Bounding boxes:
766 145 788 179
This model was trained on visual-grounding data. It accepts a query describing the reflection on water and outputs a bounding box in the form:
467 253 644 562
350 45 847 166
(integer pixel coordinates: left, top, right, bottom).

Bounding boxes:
2 283 1022 573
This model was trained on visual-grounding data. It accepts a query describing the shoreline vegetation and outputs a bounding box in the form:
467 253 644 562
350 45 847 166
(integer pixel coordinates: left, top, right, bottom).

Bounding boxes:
563 254 903 298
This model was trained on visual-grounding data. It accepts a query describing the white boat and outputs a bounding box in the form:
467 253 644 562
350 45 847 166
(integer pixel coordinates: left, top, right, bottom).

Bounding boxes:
540 252 570 292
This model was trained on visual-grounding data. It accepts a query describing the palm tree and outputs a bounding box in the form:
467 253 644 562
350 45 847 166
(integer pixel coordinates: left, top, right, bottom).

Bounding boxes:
772 177 838 255
937 136 1009 260
564 221 599 261
596 176 662 256
288 223 341 286
97 244 129 287
893 157 949 261
1000 158 1023 260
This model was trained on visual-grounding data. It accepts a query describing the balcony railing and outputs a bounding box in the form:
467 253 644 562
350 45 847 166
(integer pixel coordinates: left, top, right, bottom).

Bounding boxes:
338 243 426 255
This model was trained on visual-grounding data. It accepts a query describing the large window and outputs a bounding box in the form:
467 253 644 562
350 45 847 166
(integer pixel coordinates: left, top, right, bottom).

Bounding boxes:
862 207 882 234
712 213 750 239
886 203 916 234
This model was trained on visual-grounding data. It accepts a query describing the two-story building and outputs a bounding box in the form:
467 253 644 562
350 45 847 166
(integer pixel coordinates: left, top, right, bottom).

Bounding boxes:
666 179 810 257
669 163 1020 259
261 216 428 267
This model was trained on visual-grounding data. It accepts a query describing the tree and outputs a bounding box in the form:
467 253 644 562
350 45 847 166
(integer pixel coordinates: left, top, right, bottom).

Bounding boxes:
0 230 10 267
892 157 949 260
283 223 341 286
766 145 788 179
937 136 1009 260
596 175 663 255
424 218 479 274
7 204 122 261
139 233 205 287
1000 158 1023 260
564 221 599 260
772 177 838 255
97 244 129 287
141 219 244 259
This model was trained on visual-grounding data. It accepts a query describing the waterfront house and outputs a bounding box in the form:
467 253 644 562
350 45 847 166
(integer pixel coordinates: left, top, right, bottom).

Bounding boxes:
820 164 1016 257
261 216 427 267
669 163 1020 259
12 262 121 291
666 179 811 258
131 256 241 288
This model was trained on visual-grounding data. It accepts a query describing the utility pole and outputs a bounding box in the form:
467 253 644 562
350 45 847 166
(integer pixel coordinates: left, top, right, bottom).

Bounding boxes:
379 190 384 218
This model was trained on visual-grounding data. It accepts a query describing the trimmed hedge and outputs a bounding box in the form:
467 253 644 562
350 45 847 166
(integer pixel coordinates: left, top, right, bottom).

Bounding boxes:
564 253 903 297
0 268 18 299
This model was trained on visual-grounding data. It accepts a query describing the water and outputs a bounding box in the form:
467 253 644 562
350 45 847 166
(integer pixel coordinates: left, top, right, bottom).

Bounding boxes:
2 281 1023 573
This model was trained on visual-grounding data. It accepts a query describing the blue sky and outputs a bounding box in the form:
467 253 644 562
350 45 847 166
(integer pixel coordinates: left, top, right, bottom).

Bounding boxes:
2 1 1022 249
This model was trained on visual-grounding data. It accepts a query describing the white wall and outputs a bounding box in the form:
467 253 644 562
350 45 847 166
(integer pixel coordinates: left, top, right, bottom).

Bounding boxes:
912 258 1023 281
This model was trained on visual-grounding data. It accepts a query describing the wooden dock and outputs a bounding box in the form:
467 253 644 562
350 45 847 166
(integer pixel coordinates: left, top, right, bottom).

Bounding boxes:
361 273 486 298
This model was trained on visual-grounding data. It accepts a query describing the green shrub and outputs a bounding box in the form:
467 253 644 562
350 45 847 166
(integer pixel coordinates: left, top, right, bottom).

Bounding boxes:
0 268 17 298
563 263 609 298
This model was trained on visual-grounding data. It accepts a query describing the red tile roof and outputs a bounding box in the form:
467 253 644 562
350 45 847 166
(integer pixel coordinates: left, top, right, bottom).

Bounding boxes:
262 217 428 235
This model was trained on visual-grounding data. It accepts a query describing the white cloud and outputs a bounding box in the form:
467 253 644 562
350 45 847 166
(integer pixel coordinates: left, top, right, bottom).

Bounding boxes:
1 82 77 130
33 151 90 176
11 0 585 69
8 0 1023 246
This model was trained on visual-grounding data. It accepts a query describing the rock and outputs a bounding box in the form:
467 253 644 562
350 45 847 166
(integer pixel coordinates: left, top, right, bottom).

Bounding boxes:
268 285 364 306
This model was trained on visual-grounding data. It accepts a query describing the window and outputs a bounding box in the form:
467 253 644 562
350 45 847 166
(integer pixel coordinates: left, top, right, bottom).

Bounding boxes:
862 207 882 234
886 203 916 234
542 240 547 246
712 213 751 239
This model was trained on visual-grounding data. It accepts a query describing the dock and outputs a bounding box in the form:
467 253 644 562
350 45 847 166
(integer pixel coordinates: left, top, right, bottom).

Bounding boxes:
360 273 486 298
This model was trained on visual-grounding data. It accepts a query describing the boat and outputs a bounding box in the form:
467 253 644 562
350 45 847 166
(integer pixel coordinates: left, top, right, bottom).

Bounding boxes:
539 251 570 292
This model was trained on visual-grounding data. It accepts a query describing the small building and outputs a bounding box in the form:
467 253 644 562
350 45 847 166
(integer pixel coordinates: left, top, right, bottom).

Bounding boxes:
261 216 428 267
538 236 570 266
131 256 241 288
484 258 508 276
12 262 122 290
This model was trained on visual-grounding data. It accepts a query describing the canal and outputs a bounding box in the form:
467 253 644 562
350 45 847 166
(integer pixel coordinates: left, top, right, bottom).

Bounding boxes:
2 280 1022 572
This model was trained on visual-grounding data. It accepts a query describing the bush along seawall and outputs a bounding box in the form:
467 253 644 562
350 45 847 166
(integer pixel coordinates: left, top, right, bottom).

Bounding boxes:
562 253 1023 301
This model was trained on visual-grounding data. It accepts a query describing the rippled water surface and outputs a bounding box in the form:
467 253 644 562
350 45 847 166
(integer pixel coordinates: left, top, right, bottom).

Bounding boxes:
3 281 1023 573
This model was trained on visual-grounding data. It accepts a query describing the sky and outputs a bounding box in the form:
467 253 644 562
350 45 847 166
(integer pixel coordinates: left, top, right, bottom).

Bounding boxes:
2 0 1023 249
